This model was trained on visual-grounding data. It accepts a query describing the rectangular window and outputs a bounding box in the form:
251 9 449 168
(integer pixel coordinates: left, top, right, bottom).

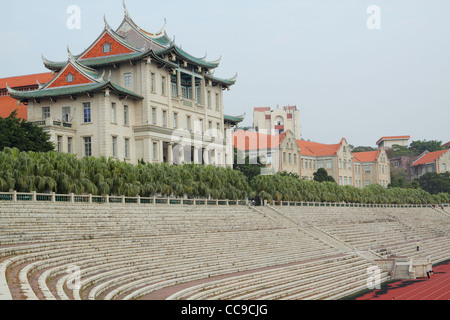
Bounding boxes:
112 136 117 157
62 107 71 123
294 154 297 164
365 180 371 187
151 73 155 92
83 103 91 123
124 105 129 125
187 116 191 131
344 177 348 185
199 119 203 133
57 136 62 153
326 160 332 169
173 113 178 129
289 153 292 164
124 73 132 88
67 137 73 154
153 142 158 161
152 108 157 125
339 176 343 185
111 103 116 123
161 76 166 95
215 93 219 110
208 121 212 131
42 107 50 119
283 152 286 163
365 165 371 173
124 138 130 159
318 161 324 169
84 137 92 157
162 110 167 127
171 82 178 98
349 177 353 186
207 91 211 108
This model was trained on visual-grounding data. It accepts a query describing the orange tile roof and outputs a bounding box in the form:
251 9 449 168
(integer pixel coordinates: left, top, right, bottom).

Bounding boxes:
353 150 381 163
296 139 343 157
443 142 450 148
0 72 53 89
233 131 285 151
253 107 271 112
0 96 27 119
412 149 449 166
376 136 410 145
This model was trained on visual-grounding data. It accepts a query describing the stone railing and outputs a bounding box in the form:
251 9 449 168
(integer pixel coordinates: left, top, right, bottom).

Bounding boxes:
0 191 247 207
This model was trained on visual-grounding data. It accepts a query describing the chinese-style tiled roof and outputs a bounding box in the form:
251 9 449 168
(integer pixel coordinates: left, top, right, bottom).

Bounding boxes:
224 114 245 124
353 150 381 163
412 149 449 166
376 136 410 145
233 131 285 151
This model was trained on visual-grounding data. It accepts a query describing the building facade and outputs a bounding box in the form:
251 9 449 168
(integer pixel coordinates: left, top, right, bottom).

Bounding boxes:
234 130 391 188
8 3 237 167
411 149 450 179
376 136 410 149
253 106 301 140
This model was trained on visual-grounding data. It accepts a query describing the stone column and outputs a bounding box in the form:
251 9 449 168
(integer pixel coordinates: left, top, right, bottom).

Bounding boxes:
168 143 174 165
177 69 182 99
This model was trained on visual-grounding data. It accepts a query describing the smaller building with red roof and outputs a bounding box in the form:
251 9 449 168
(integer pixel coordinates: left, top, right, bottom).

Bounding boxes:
0 72 53 119
411 149 450 179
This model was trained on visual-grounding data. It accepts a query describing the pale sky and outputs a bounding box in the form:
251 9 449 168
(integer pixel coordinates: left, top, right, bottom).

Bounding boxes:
1 0 449 147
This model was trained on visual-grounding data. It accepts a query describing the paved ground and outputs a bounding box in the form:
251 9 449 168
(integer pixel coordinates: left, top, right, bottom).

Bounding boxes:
356 261 450 300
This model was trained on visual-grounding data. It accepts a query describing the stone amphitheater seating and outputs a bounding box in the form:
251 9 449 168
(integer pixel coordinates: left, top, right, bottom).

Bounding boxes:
0 201 448 300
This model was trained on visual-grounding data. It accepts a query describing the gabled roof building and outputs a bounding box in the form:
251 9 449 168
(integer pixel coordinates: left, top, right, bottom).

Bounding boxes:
411 149 450 179
7 2 237 166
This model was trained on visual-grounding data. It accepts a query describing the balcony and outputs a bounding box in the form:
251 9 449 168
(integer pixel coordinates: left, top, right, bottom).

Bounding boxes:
32 118 75 130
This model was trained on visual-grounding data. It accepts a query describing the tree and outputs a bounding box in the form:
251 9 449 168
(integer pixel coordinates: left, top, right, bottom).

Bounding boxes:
313 168 336 183
352 146 377 153
0 111 54 152
233 147 264 182
409 140 443 155
415 172 450 195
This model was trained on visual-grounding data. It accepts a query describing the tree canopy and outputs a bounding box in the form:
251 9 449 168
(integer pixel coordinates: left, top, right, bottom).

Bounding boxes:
0 111 54 153
416 172 450 195
313 168 336 183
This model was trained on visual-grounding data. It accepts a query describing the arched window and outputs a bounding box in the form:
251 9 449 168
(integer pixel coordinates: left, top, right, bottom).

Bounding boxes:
102 42 112 53
66 73 74 83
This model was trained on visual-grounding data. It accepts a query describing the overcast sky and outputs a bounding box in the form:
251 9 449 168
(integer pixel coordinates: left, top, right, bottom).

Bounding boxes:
1 0 449 147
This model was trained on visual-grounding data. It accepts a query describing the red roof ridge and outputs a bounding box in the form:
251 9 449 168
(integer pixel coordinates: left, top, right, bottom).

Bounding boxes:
412 149 449 166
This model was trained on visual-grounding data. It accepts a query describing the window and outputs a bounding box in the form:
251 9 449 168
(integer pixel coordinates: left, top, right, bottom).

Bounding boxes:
83 103 91 123
326 160 332 169
318 161 324 169
152 108 157 125
66 73 74 83
294 154 297 164
171 82 178 98
67 137 73 154
111 103 116 123
112 136 117 157
344 177 348 185
196 87 202 105
349 177 353 186
102 42 112 53
289 153 292 164
173 113 178 129
343 160 347 169
207 91 211 108
124 73 132 88
365 180 371 187
186 116 191 131
283 152 286 163
57 136 62 153
124 105 129 125
62 107 71 122
208 121 212 131
161 76 166 95
84 137 92 157
365 165 371 173
153 142 158 161
215 93 219 110
339 159 342 169
162 110 167 127
124 138 130 159
339 176 343 185
42 107 50 119
442 163 447 172
198 119 203 133
151 73 156 92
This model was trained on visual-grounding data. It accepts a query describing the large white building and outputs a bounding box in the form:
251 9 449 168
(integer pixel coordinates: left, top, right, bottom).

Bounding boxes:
8 2 238 167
